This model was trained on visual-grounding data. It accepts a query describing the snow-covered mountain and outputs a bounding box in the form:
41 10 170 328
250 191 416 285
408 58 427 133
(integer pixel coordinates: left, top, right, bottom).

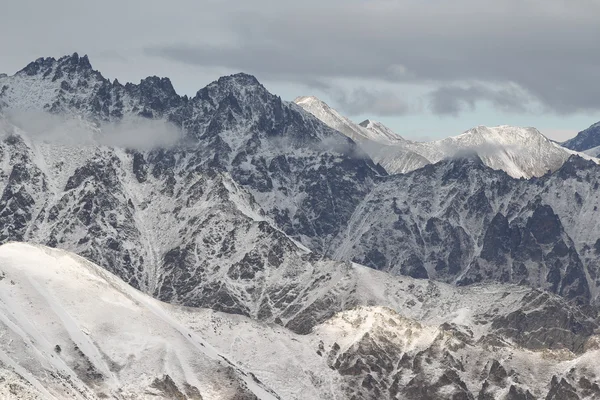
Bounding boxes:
2 54 600 398
293 96 403 144
294 96 593 178
293 96 431 173
359 119 405 143
414 125 577 178
563 121 600 152
329 155 600 306
2 242 599 399
2 54 600 309
0 242 277 400
585 145 600 157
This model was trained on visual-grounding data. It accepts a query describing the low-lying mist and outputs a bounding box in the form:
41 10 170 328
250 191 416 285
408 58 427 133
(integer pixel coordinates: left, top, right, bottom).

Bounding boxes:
2 111 184 150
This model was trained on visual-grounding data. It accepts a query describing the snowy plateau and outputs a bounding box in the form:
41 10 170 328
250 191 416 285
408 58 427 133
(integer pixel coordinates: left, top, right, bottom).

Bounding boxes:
0 53 600 399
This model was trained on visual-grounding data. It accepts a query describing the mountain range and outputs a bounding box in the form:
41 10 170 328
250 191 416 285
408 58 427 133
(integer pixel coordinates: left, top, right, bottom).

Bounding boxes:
294 96 597 178
1 53 600 399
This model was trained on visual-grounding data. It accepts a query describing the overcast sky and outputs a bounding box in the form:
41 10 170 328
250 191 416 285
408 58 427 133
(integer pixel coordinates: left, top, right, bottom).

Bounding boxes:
2 0 599 140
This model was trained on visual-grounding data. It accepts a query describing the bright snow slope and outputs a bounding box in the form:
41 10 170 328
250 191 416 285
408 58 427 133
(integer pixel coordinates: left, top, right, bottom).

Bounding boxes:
0 242 278 400
1 243 600 399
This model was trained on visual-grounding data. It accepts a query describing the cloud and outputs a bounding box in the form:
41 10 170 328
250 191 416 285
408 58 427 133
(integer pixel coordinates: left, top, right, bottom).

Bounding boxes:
429 84 533 116
99 117 184 149
329 87 413 117
144 0 600 115
3 0 600 117
3 111 183 149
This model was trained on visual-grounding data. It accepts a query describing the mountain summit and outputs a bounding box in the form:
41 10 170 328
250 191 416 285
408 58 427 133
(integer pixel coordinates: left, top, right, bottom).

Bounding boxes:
293 95 404 144
562 121 600 155
295 95 596 178
2 54 600 399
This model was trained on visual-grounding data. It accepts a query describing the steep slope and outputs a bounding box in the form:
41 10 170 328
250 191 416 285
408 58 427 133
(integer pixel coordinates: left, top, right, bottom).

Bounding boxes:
563 122 600 152
2 242 600 400
0 242 278 400
584 145 600 157
0 55 384 255
293 96 403 144
0 121 357 324
330 155 600 305
294 95 589 178
359 119 405 143
293 96 431 173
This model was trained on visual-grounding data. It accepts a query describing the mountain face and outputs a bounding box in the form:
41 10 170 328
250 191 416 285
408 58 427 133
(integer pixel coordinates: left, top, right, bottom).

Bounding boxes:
293 96 431 174
329 155 600 306
0 53 384 256
0 54 392 328
409 125 577 178
293 96 404 144
2 243 600 400
0 242 279 400
563 122 600 152
1 54 600 398
294 96 591 178
1 54 600 309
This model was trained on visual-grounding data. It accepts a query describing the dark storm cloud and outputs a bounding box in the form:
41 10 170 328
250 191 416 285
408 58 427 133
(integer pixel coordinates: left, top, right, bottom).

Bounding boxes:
145 0 600 115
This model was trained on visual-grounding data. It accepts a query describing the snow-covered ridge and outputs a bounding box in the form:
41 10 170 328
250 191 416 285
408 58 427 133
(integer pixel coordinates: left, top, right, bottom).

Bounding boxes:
293 96 430 174
293 96 403 145
1 242 598 399
0 242 279 399
295 96 598 178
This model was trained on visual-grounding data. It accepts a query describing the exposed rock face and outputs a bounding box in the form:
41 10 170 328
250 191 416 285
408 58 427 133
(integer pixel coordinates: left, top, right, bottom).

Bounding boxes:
563 121 600 152
1 54 600 399
2 54 600 311
330 156 600 306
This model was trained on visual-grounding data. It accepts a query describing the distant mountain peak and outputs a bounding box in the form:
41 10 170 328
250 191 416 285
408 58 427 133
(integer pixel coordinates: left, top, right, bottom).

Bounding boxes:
293 95 405 146
562 120 600 152
126 75 178 99
294 95 324 105
195 72 268 104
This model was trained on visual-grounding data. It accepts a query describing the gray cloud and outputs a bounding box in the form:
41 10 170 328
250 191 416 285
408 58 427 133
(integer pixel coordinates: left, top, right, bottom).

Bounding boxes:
429 84 532 116
329 87 413 117
144 0 600 115
4 111 183 149
3 0 600 119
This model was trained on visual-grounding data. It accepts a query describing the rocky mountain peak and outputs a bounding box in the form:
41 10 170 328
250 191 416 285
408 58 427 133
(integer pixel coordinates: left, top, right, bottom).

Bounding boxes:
294 95 325 107
193 72 270 108
438 153 488 181
217 72 261 87
563 121 600 152
553 154 599 178
17 52 97 79
123 76 183 115
136 76 177 96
